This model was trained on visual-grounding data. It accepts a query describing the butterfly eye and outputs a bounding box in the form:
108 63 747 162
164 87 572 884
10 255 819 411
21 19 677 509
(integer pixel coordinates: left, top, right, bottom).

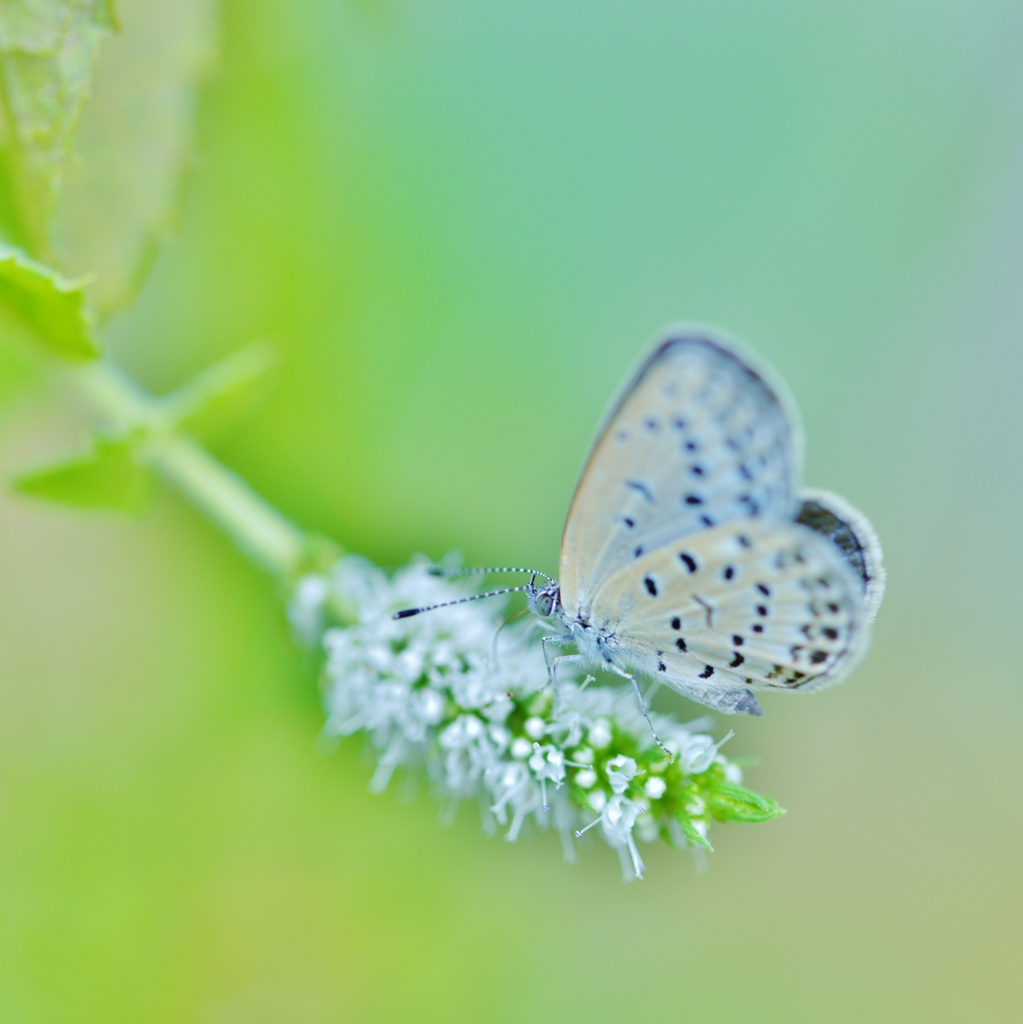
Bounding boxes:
536 592 554 617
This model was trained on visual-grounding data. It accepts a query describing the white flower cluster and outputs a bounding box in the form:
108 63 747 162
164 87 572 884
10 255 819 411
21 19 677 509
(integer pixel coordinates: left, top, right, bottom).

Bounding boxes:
289 555 754 880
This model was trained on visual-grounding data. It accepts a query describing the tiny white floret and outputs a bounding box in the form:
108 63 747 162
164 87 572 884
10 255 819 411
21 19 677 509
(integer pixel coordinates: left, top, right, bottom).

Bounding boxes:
644 777 667 799
510 737 532 759
606 754 639 794
417 688 445 724
589 720 612 749
524 716 546 740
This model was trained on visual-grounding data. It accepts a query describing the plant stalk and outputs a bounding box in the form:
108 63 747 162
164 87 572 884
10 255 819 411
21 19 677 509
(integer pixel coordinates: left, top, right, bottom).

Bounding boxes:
65 358 305 577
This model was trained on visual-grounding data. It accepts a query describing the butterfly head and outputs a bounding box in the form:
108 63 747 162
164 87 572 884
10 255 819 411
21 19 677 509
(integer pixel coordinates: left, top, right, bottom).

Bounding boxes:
526 578 561 619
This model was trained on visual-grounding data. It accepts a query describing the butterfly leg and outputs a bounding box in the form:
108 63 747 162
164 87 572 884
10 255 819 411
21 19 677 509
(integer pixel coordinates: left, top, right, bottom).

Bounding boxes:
541 635 578 717
541 634 575 681
607 663 672 758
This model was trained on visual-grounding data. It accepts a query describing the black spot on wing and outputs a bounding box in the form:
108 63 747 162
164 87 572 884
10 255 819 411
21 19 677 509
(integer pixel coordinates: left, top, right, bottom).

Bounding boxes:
679 552 698 573
626 479 655 503
730 652 745 668
699 665 715 679
643 576 658 596
675 637 687 652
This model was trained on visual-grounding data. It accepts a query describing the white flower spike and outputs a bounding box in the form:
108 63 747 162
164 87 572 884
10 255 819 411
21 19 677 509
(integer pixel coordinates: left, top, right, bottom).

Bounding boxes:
296 556 785 881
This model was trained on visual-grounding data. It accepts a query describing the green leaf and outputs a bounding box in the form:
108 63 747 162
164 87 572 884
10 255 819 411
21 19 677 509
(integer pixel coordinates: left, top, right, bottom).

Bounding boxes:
14 433 157 511
0 0 117 254
52 0 219 316
676 812 714 852
0 241 100 358
707 782 786 824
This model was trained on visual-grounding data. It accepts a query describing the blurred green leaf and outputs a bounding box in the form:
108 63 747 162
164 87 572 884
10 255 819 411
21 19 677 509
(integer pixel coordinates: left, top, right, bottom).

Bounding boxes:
159 339 276 437
14 432 156 510
0 327 36 404
0 0 116 254
707 782 786 824
53 0 219 317
0 241 100 358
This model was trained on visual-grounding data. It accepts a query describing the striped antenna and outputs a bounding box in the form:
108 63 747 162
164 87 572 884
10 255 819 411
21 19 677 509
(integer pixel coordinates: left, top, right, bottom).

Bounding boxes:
428 566 553 583
393 586 534 620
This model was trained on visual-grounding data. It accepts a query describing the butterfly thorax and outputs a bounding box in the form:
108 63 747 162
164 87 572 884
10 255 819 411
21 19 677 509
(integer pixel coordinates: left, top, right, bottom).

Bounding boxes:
526 578 622 670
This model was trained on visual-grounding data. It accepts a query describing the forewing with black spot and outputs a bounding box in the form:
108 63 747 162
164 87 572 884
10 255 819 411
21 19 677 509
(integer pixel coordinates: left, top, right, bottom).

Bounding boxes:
559 327 801 620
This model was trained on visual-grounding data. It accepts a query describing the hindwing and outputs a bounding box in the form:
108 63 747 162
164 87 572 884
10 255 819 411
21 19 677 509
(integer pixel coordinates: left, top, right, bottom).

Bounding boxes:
586 519 871 702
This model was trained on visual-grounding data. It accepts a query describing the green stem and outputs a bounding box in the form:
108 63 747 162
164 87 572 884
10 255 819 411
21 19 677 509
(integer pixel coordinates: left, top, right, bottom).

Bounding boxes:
153 434 304 576
65 358 305 578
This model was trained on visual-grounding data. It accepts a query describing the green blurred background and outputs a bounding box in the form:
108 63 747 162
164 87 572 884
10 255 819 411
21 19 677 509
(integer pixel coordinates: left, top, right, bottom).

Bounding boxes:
2 0 1022 1020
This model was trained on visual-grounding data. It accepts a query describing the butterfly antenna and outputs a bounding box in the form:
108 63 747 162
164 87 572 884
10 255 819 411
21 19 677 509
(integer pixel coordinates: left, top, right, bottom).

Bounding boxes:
393 586 532 620
428 566 554 584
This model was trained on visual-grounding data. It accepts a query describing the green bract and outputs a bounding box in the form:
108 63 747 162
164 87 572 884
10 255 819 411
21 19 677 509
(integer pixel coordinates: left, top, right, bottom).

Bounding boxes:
14 432 156 511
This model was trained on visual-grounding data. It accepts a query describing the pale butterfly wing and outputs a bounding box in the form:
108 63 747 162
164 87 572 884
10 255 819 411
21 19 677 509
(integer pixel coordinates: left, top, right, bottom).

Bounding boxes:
587 517 872 712
559 327 802 621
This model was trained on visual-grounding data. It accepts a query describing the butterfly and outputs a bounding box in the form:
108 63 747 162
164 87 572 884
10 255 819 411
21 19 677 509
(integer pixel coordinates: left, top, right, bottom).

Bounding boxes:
398 325 885 731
